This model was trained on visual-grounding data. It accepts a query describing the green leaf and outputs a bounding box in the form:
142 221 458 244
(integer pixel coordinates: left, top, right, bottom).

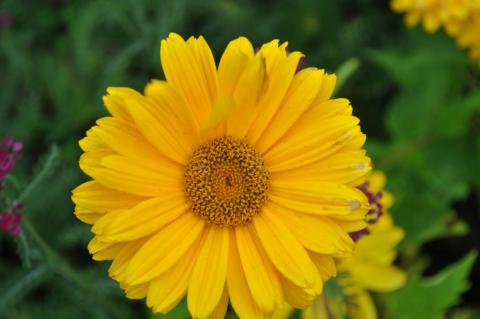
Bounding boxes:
387 252 477 319
151 299 190 319
450 308 480 319
368 30 467 91
428 89 480 142
334 57 360 96
0 265 50 312
16 145 60 204
369 30 468 142
387 170 451 247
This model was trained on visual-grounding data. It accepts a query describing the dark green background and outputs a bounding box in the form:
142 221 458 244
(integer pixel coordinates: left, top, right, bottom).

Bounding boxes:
1 0 479 318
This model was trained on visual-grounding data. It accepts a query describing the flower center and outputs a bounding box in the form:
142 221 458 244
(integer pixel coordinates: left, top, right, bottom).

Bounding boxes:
184 137 270 227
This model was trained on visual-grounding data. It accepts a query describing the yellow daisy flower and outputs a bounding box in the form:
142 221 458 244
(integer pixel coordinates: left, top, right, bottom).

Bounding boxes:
274 171 406 319
454 12 480 59
391 0 480 59
72 33 371 319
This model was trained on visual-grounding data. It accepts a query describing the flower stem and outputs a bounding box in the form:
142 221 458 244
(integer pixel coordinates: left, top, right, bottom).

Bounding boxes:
21 215 87 289
21 215 128 318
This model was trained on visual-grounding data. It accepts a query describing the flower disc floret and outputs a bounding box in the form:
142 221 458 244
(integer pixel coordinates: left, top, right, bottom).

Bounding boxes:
184 137 270 226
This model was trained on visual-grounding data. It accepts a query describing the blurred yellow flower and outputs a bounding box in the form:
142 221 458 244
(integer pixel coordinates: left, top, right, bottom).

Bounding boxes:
72 33 372 318
391 0 480 59
274 171 406 319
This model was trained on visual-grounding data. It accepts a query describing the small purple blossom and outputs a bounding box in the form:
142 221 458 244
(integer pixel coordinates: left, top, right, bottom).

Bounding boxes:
0 203 23 236
349 228 370 242
357 182 384 224
0 11 13 29
0 136 23 190
349 182 385 241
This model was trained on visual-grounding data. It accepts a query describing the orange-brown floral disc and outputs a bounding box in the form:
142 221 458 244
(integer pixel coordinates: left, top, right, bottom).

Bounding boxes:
184 137 270 226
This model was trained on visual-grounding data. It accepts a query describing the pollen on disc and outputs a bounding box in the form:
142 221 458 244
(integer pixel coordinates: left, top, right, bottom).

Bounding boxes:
184 137 270 227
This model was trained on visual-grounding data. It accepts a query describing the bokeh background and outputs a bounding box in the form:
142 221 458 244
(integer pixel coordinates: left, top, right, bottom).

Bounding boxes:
1 0 479 318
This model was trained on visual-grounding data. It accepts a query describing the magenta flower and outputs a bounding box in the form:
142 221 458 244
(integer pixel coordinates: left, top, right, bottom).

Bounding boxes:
349 181 385 241
0 136 23 190
0 11 13 29
0 203 23 236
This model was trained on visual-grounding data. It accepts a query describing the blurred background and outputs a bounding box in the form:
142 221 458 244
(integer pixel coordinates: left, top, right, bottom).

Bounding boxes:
0 0 479 318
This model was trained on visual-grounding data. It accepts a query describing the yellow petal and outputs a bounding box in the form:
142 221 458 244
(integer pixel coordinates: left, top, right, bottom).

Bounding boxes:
258 39 286 72
109 238 148 281
147 237 203 313
102 87 136 122
366 170 386 193
92 195 188 242
208 286 229 319
247 49 303 144
203 95 235 134
87 236 124 261
255 68 325 154
281 277 316 309
253 207 317 289
227 230 266 319
347 288 377 319
264 115 362 172
272 304 294 319
349 263 407 292
405 12 421 27
225 53 266 139
309 252 337 280
271 149 371 185
124 212 204 285
218 36 255 96
424 13 441 33
269 179 369 217
120 282 149 300
310 73 336 106
93 117 174 169
301 296 343 319
354 227 404 264
272 206 354 256
89 155 183 196
144 79 200 129
74 206 103 224
188 226 229 319
235 225 283 314
79 149 115 178
160 33 218 126
72 181 146 213
335 217 368 233
79 127 107 152
309 98 353 120
113 85 197 164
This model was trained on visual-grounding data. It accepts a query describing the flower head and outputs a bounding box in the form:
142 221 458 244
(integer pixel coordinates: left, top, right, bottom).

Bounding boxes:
391 0 480 60
72 33 371 318
0 136 23 190
350 171 393 241
0 203 23 237
0 11 13 29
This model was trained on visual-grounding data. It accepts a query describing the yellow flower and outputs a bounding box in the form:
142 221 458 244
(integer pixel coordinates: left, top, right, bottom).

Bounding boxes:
274 171 406 319
391 0 480 59
454 12 480 59
72 33 371 319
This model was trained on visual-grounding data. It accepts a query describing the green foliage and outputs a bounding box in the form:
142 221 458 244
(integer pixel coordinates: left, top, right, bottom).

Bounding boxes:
387 252 477 319
17 145 59 204
0 265 50 313
369 29 480 247
151 299 190 319
0 0 479 318
334 57 360 96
